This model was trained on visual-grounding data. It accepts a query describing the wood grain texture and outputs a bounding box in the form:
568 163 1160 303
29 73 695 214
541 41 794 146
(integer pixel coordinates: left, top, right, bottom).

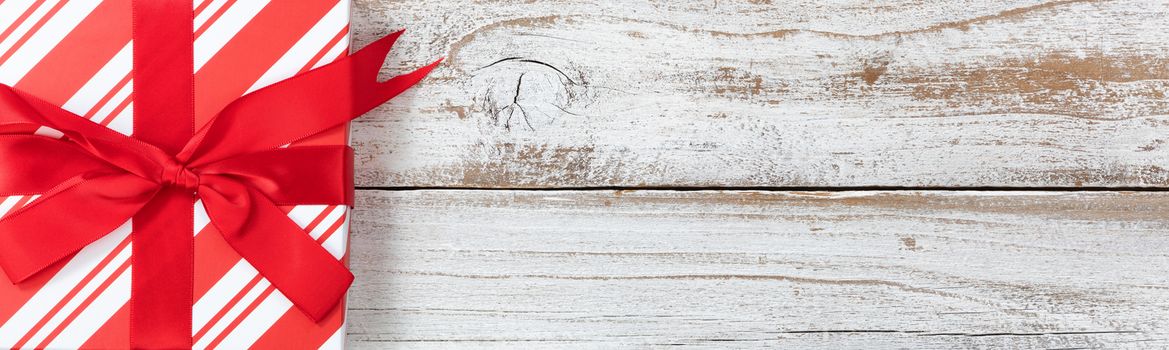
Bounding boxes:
343 1 1169 348
347 190 1169 349
350 0 1169 188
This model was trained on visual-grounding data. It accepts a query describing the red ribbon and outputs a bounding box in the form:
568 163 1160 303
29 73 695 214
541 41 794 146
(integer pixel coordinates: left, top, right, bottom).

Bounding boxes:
0 2 439 348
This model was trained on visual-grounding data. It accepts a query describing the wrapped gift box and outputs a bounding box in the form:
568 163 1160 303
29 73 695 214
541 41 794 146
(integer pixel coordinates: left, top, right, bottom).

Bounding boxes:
0 0 353 348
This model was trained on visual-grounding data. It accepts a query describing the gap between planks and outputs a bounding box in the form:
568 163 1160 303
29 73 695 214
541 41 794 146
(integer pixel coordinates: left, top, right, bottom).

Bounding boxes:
355 186 1169 193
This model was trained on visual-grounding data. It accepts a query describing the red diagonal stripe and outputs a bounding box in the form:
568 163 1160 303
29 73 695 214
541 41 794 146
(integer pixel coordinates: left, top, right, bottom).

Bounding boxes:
250 296 345 349
77 304 128 349
83 73 131 119
0 235 70 325
302 206 337 235
204 285 277 349
97 92 133 127
192 0 237 39
0 0 69 66
315 211 346 244
32 259 130 349
14 0 129 106
193 0 215 18
298 26 348 75
194 0 338 126
9 196 35 214
193 275 263 342
0 0 47 46
12 236 131 349
250 252 349 350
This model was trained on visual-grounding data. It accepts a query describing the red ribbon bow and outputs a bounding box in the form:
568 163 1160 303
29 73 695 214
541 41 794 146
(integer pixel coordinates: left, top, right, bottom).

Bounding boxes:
0 2 438 348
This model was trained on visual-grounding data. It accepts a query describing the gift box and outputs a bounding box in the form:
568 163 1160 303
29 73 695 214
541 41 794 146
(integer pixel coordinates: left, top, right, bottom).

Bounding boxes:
0 0 414 348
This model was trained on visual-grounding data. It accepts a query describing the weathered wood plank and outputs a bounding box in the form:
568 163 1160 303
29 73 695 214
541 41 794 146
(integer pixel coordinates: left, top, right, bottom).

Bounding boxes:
351 0 1169 188
347 189 1169 348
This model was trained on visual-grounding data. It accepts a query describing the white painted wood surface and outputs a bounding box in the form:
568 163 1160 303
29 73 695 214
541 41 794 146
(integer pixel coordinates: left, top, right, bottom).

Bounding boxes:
351 0 1169 188
347 190 1169 348
345 1 1169 348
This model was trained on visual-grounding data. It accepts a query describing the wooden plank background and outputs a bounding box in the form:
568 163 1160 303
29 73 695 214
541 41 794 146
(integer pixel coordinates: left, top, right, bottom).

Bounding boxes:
352 0 1169 188
346 0 1169 348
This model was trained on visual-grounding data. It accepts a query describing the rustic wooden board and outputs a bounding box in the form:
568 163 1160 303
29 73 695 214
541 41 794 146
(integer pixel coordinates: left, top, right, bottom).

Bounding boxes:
343 1 1169 348
350 0 1169 188
346 189 1169 348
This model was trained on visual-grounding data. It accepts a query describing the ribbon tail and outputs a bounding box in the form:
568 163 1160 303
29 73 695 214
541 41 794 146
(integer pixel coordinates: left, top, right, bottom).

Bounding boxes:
180 30 441 164
351 30 444 117
199 178 353 321
0 173 158 283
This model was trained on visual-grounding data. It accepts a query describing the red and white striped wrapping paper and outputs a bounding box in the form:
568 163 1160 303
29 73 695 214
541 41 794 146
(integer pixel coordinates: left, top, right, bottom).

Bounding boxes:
0 0 354 348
